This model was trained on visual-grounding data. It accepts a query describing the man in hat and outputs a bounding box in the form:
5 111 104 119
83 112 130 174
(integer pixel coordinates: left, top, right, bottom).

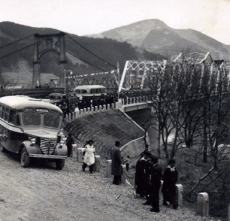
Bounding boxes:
111 141 123 185
162 159 178 209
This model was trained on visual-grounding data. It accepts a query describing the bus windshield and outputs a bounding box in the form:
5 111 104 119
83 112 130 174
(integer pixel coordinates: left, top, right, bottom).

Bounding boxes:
43 111 61 128
22 109 41 126
22 109 61 128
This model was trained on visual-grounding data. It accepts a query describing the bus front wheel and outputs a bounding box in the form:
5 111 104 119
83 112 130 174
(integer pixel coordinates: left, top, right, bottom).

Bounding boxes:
0 145 6 153
21 147 30 168
56 159 65 170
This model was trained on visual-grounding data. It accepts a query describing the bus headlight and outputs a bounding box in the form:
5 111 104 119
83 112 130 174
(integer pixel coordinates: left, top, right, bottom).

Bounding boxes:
30 138 36 145
60 137 67 145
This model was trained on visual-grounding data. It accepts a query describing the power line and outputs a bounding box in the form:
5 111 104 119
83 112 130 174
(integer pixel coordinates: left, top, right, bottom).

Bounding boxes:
0 34 33 50
0 42 36 60
66 34 117 69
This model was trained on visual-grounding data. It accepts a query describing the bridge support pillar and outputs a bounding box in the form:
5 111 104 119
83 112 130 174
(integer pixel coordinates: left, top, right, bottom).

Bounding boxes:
32 32 66 88
33 63 41 87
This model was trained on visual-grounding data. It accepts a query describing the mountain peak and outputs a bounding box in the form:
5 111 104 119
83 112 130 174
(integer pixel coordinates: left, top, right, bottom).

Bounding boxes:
101 19 169 47
126 19 169 29
99 19 230 59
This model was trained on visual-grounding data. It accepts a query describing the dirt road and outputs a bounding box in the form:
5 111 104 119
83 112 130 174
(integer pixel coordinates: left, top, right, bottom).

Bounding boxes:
0 151 218 221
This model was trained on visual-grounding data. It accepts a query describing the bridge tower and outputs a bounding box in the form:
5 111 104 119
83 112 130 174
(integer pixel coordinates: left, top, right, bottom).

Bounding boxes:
33 32 66 88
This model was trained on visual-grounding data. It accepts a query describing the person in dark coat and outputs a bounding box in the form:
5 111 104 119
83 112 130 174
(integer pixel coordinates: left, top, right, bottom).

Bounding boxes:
149 156 162 213
162 159 178 209
135 150 152 199
66 133 74 157
143 157 154 205
111 141 123 185
135 153 148 197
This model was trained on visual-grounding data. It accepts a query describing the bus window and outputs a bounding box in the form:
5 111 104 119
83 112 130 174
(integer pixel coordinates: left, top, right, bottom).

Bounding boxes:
91 88 105 94
22 109 41 126
43 111 61 128
9 110 20 125
2 107 10 121
0 105 2 119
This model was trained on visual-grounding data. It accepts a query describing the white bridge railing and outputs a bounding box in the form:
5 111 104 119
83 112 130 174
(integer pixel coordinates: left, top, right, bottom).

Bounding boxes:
65 95 154 122
65 103 117 122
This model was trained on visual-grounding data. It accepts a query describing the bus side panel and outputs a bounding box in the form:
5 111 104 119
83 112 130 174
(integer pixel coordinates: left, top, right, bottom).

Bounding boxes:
0 124 8 151
7 131 28 154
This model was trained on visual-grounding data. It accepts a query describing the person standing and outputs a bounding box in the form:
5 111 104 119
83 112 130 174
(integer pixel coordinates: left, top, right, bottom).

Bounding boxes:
135 152 149 197
66 133 74 157
111 141 123 185
162 159 178 209
82 140 95 173
149 156 162 213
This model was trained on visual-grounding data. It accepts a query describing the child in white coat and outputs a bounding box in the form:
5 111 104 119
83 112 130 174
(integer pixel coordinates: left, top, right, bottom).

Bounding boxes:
82 140 95 173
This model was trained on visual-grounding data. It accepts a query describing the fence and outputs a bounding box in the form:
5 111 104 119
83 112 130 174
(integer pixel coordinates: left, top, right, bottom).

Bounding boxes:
65 102 117 121
65 95 154 122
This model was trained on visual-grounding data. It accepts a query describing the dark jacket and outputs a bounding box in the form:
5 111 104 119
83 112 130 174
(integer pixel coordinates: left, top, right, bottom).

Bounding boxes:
66 135 74 148
150 164 162 189
135 157 146 187
111 147 123 176
162 167 178 192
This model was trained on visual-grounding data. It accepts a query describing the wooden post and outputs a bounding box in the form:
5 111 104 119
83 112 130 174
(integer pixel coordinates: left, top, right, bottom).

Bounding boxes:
197 192 209 217
72 144 78 160
77 148 85 163
176 184 183 207
94 155 101 172
106 160 112 178
121 164 126 184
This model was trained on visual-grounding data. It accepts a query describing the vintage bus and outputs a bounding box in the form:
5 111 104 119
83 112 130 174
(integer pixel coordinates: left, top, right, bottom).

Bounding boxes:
0 96 67 169
73 85 106 100
48 93 67 104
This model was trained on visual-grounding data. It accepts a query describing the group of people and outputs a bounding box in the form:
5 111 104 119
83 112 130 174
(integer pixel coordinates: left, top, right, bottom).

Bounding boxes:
56 94 118 119
135 151 178 213
66 134 178 213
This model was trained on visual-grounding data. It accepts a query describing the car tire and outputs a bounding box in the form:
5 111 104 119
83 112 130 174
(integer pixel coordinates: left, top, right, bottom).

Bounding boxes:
21 147 30 168
56 159 65 170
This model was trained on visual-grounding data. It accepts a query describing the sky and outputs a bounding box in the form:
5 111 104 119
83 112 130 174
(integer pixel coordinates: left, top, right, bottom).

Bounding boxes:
1 0 230 44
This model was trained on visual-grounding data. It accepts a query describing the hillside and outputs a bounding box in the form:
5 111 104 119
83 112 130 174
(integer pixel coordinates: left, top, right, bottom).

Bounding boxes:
0 21 164 87
65 110 144 158
98 19 230 59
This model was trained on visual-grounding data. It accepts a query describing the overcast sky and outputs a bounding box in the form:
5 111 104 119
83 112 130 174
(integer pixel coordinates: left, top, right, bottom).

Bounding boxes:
1 0 230 44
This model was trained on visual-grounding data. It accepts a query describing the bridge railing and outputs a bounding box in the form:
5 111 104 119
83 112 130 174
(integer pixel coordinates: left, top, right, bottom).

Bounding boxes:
65 94 154 122
120 95 153 105
65 103 117 122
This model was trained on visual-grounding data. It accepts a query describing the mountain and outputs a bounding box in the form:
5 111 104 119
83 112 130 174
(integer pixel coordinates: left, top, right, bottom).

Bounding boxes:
97 19 230 59
0 21 164 87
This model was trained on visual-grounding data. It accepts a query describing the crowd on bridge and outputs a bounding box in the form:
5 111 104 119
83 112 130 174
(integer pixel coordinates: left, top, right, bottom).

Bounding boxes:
56 93 118 118
51 89 154 118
